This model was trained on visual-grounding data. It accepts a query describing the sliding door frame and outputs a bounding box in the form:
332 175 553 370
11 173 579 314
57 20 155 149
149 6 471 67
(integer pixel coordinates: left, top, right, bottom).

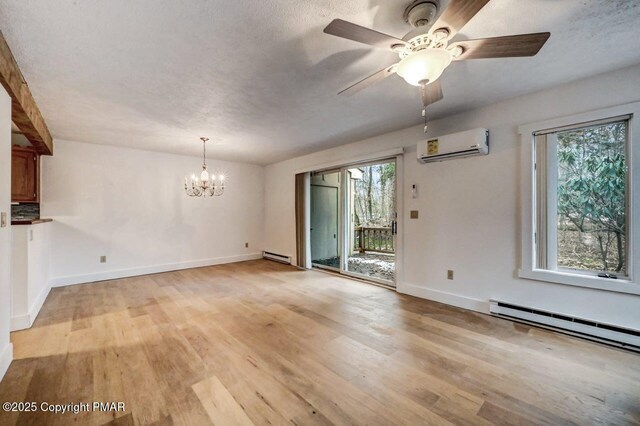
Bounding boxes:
339 158 397 288
307 154 404 290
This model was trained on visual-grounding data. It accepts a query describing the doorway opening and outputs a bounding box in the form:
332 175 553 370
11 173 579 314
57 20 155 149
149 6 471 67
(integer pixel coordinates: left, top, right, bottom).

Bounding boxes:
310 170 341 271
310 158 397 287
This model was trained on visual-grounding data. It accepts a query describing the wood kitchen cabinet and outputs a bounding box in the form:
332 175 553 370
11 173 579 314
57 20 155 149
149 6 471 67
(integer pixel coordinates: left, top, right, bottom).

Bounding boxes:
11 146 39 202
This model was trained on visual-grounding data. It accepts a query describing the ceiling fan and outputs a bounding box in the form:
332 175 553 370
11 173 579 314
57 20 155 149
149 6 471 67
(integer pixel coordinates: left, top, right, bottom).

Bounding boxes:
324 0 550 128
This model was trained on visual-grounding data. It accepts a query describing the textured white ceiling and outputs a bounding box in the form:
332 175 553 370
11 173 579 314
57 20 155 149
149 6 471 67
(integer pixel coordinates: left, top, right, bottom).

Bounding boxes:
1 0 639 164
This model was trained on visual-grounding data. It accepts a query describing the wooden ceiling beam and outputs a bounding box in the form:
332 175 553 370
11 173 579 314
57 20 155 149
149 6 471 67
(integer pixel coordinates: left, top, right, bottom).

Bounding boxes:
0 31 53 155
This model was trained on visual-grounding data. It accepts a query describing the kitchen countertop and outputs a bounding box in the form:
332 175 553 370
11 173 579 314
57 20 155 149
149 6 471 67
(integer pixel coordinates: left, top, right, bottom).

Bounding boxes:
11 218 53 226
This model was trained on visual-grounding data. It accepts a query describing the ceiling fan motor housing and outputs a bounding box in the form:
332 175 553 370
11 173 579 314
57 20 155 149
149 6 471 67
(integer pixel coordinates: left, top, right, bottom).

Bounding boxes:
404 0 439 28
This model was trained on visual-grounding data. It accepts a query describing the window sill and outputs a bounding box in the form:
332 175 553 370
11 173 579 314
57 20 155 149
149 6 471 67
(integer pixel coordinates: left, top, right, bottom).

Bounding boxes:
518 268 640 296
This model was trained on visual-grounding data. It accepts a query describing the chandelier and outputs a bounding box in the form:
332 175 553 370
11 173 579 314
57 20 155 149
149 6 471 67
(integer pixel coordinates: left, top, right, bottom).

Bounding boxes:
184 137 225 197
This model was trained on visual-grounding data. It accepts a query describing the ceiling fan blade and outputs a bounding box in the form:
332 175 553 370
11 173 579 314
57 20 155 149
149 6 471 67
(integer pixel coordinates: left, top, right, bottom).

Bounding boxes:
430 0 490 38
420 80 443 107
324 19 407 50
450 33 551 60
339 64 397 96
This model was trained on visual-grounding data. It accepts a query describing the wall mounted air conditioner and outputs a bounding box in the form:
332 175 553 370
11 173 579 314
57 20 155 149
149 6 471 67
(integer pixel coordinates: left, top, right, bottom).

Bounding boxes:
417 128 489 163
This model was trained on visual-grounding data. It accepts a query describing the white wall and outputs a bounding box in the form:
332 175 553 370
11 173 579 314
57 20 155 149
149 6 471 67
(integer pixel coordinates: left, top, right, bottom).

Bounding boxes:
0 87 13 380
42 140 265 285
264 64 640 330
26 224 50 312
9 227 28 323
10 223 52 330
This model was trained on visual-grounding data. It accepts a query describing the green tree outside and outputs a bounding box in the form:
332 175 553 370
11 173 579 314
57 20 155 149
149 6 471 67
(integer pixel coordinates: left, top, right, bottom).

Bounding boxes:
556 121 627 274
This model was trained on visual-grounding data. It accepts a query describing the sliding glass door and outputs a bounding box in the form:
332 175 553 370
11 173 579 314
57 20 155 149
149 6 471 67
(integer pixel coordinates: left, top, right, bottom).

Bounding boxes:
342 159 397 286
309 159 397 287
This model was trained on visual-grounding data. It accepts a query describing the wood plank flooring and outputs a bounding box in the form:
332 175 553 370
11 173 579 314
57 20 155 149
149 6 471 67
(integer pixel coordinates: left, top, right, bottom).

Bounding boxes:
1 259 639 425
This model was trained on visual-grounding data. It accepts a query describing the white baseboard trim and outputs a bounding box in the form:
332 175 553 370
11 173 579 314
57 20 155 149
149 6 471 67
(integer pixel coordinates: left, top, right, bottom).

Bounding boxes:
11 283 52 331
28 283 51 325
10 315 30 332
49 253 264 288
398 282 490 314
0 343 13 383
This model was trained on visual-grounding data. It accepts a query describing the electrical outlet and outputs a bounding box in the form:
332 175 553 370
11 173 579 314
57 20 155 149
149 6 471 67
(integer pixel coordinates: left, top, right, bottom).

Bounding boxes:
410 210 419 219
447 270 454 280
100 256 107 263
0 212 6 228
245 242 249 248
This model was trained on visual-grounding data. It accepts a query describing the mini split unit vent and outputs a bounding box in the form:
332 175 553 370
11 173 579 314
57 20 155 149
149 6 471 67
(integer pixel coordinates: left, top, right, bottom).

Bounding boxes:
490 300 640 351
418 128 489 163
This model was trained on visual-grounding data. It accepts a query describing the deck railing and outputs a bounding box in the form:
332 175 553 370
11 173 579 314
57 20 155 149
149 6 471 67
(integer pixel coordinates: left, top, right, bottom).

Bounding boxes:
354 227 394 254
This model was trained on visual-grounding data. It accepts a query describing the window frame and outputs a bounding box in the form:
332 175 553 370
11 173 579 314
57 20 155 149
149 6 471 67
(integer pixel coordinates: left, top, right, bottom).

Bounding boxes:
519 102 640 295
536 117 631 279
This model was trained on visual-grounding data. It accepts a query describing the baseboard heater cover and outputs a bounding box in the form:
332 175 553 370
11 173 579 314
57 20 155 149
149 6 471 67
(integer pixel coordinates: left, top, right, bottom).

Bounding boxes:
262 251 292 264
489 300 640 351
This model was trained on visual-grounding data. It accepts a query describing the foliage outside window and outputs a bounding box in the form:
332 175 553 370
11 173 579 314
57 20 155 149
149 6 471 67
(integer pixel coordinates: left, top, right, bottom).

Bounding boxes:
353 162 396 228
536 118 629 277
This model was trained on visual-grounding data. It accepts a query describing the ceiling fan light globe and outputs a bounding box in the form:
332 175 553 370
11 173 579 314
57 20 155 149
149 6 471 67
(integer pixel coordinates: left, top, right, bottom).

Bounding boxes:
396 48 452 86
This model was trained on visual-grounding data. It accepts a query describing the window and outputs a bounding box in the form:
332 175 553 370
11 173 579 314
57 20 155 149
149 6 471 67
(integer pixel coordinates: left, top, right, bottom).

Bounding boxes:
519 103 640 295
535 117 630 278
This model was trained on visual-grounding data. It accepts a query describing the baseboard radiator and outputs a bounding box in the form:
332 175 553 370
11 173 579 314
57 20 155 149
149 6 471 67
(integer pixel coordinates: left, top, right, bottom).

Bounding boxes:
262 251 292 265
489 300 640 351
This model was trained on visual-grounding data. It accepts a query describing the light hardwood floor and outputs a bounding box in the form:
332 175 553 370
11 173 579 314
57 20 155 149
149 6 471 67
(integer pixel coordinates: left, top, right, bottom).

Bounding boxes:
0 260 638 425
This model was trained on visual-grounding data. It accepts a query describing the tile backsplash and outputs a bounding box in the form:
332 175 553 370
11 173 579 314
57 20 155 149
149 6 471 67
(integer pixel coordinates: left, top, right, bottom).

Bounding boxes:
11 203 39 220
